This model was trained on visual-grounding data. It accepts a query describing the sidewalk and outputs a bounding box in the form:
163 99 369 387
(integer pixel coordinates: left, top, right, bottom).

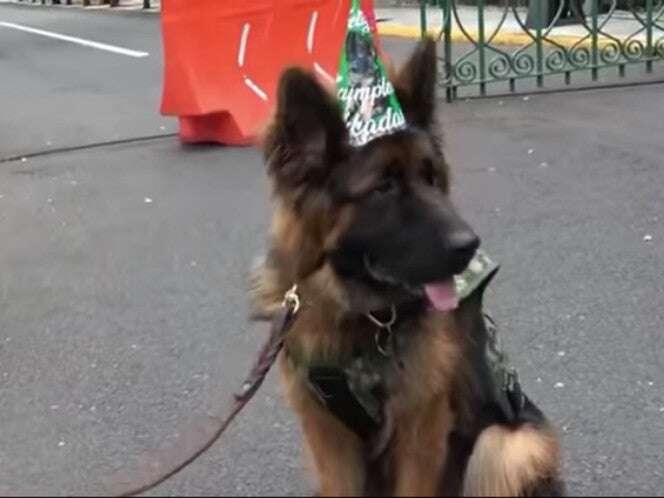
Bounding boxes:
377 5 661 48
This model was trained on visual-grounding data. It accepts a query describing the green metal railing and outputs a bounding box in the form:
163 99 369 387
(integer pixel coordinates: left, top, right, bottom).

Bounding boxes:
420 0 664 99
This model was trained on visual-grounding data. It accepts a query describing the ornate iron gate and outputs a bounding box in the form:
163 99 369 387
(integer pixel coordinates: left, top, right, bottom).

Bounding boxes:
419 0 664 99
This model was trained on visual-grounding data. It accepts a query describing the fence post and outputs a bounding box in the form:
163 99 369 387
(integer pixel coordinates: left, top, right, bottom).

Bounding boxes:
420 0 428 39
535 0 544 88
478 0 487 96
645 0 654 73
591 0 598 81
443 0 454 102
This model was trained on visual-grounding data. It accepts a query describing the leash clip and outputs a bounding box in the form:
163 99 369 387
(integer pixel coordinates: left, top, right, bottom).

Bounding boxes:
283 284 301 314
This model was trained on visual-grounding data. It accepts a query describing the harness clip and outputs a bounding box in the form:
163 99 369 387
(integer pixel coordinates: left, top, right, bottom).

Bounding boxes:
283 284 301 314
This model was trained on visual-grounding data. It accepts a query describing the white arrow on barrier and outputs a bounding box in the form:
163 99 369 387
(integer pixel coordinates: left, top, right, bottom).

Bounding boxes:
236 21 269 102
307 11 319 54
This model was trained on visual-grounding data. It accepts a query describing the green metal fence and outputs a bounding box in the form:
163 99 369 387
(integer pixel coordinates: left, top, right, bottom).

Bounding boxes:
420 0 664 99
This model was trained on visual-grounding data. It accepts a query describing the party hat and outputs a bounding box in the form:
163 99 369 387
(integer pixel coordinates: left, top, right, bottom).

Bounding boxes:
337 0 407 146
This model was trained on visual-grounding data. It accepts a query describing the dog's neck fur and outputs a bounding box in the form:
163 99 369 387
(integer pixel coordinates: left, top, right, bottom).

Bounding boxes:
250 200 362 319
249 247 365 324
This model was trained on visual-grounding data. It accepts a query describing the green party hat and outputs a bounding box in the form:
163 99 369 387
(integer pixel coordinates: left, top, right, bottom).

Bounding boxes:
337 0 407 146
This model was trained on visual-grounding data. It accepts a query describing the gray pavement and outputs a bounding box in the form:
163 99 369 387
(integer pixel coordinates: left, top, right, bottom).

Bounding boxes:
0 3 175 159
1 4 664 497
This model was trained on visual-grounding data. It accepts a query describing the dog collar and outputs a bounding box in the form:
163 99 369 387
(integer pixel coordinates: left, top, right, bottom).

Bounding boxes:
365 299 426 360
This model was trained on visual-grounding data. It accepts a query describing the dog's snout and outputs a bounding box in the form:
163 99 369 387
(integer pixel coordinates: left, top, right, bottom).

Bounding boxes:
448 229 480 271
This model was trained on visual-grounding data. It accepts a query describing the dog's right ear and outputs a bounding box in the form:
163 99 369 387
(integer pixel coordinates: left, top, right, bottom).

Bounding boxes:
264 68 347 188
392 37 438 130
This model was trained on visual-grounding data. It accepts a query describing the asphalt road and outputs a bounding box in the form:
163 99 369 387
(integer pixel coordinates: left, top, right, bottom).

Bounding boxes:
0 3 174 159
1 4 663 496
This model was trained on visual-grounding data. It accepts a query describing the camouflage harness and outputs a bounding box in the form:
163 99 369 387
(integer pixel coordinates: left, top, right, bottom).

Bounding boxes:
288 251 526 452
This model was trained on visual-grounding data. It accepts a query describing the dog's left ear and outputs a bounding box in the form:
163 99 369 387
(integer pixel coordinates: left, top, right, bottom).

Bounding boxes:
393 37 438 130
264 68 347 189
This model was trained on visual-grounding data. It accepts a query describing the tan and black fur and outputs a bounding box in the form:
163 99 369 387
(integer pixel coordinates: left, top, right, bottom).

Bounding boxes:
250 38 564 497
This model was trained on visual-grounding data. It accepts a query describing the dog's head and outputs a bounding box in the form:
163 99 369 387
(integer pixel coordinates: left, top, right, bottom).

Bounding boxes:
261 39 479 314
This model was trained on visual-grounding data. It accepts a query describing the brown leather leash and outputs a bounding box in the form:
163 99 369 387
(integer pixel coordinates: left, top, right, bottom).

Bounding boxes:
112 287 301 497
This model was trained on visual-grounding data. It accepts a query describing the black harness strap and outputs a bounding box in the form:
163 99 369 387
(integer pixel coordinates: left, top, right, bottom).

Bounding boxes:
308 366 383 440
305 303 411 445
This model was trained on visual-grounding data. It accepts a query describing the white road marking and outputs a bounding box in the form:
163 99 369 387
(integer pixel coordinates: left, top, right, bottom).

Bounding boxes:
238 23 250 68
0 21 149 58
307 11 318 54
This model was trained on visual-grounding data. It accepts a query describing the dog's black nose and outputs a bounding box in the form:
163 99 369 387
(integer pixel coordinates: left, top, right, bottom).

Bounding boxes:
448 229 480 272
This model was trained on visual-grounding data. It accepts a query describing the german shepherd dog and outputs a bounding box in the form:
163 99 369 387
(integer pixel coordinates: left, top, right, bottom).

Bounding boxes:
250 38 564 497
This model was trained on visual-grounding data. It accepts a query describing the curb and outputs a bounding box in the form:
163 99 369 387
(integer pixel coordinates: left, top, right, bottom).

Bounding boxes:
378 22 636 49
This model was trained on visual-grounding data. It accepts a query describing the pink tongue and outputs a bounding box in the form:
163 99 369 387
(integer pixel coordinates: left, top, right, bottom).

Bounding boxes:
424 280 459 312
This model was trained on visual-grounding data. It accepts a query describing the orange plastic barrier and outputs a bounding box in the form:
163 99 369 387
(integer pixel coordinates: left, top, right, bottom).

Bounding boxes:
161 0 380 146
